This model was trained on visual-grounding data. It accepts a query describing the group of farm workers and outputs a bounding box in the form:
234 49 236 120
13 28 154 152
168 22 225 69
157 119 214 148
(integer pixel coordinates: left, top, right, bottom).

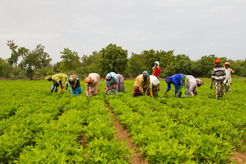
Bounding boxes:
45 58 234 99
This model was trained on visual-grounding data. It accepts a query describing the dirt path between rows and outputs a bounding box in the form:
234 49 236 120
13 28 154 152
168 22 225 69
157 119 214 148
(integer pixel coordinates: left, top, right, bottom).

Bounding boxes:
230 151 246 164
105 104 148 164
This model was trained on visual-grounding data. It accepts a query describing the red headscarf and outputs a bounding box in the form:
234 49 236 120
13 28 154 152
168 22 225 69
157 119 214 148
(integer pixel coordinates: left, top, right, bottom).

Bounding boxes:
214 58 221 64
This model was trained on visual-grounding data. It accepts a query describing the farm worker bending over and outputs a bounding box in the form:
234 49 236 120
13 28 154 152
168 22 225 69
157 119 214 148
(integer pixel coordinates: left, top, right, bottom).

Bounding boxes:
68 75 82 96
85 73 100 97
116 74 125 93
147 75 160 97
223 62 234 92
165 74 188 98
105 72 118 95
186 75 204 96
133 71 150 97
45 73 68 93
211 58 226 99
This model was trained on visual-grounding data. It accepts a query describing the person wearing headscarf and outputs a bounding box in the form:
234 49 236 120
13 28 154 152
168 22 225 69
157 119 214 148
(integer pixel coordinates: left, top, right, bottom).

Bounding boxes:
223 62 235 92
105 72 119 95
85 73 100 97
45 73 68 93
147 75 160 97
68 74 82 96
185 75 204 96
211 58 226 99
116 74 125 93
165 74 188 98
133 71 150 97
152 61 161 79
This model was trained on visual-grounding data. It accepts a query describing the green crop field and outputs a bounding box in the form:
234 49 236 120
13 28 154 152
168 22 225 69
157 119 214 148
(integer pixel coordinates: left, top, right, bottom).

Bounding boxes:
0 78 245 163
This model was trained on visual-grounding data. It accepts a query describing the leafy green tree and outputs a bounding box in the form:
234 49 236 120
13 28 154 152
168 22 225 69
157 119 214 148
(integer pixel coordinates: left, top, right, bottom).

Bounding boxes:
99 44 128 77
60 48 80 71
7 40 29 67
79 51 101 77
0 57 13 78
173 54 192 75
19 44 52 79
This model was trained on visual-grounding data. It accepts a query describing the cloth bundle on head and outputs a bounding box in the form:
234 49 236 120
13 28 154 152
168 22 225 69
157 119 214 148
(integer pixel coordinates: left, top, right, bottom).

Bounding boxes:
224 62 230 66
45 75 52 80
143 71 149 77
154 61 159 66
165 77 171 83
85 76 92 83
152 78 160 86
214 58 221 64
196 78 204 85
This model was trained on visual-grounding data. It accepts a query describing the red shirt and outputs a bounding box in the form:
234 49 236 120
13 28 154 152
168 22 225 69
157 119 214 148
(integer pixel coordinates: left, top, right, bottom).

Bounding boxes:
154 67 161 77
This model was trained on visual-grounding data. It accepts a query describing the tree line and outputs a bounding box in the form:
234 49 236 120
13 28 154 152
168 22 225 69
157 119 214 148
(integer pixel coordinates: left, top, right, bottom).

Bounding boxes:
1 40 246 80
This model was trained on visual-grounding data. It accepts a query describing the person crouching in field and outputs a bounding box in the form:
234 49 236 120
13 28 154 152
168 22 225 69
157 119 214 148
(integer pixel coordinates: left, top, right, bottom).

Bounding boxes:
133 71 150 97
45 73 68 93
116 74 125 93
165 74 187 98
68 75 82 96
147 75 160 97
186 75 204 96
211 58 226 99
105 72 119 95
85 73 100 97
223 62 234 92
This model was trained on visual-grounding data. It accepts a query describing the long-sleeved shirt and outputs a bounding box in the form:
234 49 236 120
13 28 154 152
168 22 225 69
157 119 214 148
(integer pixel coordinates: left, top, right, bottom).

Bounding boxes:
211 66 226 82
106 72 118 87
186 75 197 96
152 67 161 77
86 73 100 97
134 74 150 92
166 74 183 94
50 73 68 92
223 68 234 85
51 73 68 85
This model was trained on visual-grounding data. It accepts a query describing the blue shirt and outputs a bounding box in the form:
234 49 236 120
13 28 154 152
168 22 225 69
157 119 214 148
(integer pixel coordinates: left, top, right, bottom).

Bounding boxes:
166 74 183 94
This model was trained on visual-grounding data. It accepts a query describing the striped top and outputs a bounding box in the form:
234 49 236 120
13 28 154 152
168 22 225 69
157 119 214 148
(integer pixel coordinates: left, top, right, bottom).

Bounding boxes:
211 66 226 81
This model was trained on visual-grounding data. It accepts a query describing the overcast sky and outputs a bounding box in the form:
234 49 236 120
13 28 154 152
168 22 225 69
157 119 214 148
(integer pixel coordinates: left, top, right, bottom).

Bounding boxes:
0 0 245 63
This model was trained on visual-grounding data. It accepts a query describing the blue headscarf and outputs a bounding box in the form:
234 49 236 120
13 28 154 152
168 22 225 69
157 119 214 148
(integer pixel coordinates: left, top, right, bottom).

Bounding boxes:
143 71 149 77
165 77 171 83
106 73 112 80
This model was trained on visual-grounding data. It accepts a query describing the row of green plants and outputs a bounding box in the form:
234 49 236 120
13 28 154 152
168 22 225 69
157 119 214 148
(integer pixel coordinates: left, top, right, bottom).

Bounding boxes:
107 94 233 163
0 81 132 163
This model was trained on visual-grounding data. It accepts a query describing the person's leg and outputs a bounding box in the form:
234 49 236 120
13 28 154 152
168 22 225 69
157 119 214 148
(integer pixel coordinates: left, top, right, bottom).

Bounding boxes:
76 86 82 95
70 88 74 95
133 87 140 97
214 81 219 99
219 82 224 97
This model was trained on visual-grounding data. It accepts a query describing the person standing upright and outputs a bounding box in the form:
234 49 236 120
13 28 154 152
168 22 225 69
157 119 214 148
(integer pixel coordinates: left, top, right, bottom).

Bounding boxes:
211 58 226 99
223 62 234 92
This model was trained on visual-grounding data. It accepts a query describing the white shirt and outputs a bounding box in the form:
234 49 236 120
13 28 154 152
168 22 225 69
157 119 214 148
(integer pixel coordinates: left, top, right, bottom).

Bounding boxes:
149 75 160 88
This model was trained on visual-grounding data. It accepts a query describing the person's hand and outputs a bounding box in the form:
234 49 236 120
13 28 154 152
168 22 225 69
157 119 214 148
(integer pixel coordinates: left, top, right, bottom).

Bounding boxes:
165 91 167 95
175 93 177 97
230 83 232 85
98 89 100 93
